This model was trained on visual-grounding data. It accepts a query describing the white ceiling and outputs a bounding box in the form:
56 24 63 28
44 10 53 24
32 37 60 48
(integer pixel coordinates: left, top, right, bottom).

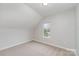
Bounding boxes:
0 3 78 29
26 3 77 17
0 3 42 29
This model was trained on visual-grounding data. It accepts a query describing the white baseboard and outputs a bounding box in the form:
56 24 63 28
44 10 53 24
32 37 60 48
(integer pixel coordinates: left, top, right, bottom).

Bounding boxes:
0 40 32 51
0 39 77 56
33 40 76 55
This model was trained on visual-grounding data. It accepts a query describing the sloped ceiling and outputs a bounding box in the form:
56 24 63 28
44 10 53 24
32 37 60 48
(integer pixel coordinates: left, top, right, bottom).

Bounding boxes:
0 3 42 29
0 3 77 29
26 3 77 17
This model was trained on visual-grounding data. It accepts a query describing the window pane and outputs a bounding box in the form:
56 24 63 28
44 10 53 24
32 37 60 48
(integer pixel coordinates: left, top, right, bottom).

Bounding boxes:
43 23 50 38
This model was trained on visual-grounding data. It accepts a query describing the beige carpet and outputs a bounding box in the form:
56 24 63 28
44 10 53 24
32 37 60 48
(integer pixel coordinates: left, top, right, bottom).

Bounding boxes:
0 41 75 56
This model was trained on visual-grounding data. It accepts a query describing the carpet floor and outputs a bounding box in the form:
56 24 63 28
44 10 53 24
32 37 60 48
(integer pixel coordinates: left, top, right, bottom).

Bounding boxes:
0 41 75 56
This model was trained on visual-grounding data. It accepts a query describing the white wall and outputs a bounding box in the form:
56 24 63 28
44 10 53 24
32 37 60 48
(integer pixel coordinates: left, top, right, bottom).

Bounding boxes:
0 3 42 50
0 3 42 29
76 4 79 55
34 8 76 50
0 28 32 50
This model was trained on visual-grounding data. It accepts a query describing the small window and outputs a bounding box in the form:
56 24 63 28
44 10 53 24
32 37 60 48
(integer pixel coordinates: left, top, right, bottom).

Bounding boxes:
43 23 50 38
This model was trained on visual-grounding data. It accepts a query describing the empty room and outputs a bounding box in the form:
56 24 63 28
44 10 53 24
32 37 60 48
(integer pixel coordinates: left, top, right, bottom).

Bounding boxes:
0 3 79 56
